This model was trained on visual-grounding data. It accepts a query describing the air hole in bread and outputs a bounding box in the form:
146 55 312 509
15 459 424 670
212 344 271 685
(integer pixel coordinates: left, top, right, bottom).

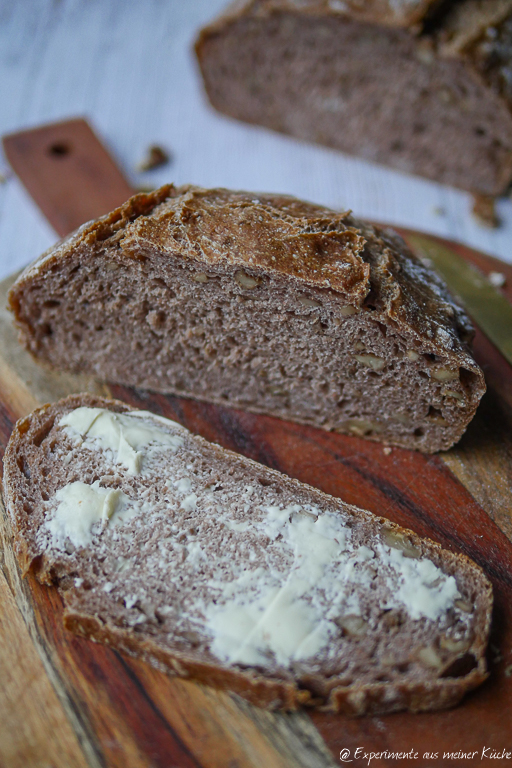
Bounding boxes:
441 653 478 679
17 456 31 480
460 368 478 389
414 428 424 437
39 324 53 338
32 421 54 448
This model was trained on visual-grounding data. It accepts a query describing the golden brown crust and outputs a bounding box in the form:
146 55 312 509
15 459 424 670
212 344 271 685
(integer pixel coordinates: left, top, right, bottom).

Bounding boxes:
437 0 512 56
199 0 443 30
198 0 512 63
9 185 370 305
8 184 481 368
437 1 512 116
122 187 370 296
8 186 177 294
2 394 493 714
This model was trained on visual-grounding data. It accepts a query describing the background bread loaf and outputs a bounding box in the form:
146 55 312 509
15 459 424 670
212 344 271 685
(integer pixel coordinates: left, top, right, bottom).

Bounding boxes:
195 0 512 197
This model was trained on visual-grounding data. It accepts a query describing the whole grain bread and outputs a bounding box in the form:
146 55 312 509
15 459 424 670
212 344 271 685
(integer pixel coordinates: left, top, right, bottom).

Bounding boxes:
8 184 485 453
2 394 492 714
195 0 512 196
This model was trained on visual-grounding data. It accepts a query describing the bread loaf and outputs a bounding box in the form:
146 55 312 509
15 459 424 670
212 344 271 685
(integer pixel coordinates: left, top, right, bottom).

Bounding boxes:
195 0 512 196
2 395 492 714
8 184 485 452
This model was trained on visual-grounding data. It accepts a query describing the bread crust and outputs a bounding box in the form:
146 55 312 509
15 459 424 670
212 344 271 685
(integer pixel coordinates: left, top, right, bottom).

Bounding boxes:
8 185 475 354
7 185 486 453
199 0 444 31
62 609 488 715
2 394 493 714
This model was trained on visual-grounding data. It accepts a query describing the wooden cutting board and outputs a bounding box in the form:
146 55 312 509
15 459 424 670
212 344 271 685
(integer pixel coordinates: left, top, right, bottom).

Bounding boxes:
1 238 512 768
1 121 512 768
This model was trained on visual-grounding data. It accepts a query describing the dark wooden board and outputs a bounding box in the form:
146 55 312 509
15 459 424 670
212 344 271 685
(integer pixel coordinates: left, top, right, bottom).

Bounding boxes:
1 241 512 768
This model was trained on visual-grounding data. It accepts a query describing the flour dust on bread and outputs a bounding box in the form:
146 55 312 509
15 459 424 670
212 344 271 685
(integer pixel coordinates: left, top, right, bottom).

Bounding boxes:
8 184 485 453
195 0 512 196
2 395 492 714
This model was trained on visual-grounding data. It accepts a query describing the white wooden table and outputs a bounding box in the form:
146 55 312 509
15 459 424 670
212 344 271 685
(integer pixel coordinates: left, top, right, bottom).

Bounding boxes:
1 0 511 282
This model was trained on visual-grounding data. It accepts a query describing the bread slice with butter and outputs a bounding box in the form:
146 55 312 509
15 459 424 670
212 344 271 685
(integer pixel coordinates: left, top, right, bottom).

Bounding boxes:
7 184 485 453
2 395 492 714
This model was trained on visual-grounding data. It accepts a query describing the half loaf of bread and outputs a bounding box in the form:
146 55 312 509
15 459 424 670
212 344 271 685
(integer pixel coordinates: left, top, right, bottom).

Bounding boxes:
195 0 512 196
8 184 485 452
2 395 492 714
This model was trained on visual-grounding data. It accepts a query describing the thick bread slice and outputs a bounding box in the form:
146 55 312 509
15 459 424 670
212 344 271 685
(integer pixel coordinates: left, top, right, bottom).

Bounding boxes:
2 395 492 714
8 185 485 453
195 0 512 196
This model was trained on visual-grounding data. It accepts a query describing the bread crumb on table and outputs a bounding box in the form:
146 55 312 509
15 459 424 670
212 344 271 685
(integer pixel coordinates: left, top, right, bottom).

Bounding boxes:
136 145 171 172
471 194 500 229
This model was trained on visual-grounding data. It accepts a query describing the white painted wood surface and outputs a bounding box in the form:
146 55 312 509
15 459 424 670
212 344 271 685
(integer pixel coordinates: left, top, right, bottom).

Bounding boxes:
1 0 511 282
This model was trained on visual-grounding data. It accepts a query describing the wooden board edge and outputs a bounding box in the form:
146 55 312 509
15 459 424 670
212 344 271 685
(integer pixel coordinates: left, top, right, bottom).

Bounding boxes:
0 492 105 768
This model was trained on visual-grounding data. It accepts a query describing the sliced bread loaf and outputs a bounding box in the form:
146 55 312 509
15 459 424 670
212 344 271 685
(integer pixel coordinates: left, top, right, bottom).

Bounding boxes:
8 185 485 453
2 395 492 714
195 0 512 196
